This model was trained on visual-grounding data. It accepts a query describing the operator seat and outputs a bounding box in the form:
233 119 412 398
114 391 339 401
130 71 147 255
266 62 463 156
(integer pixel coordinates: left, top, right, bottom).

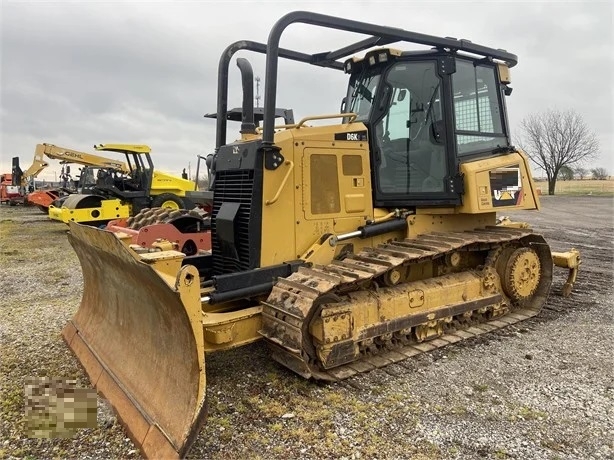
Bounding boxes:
96 170 115 188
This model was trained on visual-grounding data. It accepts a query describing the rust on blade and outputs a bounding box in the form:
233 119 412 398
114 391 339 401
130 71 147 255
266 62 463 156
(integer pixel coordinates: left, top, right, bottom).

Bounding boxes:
63 222 207 458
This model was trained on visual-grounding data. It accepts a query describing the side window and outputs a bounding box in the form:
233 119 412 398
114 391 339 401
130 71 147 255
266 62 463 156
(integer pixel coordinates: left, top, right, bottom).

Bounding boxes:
453 60 506 155
376 61 447 195
349 74 380 121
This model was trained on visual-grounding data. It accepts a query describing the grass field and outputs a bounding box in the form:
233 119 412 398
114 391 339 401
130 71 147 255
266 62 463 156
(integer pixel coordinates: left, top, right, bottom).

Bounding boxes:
534 179 614 196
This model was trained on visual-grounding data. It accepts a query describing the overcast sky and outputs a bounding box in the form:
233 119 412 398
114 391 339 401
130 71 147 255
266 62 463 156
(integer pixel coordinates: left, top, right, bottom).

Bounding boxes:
1 0 612 181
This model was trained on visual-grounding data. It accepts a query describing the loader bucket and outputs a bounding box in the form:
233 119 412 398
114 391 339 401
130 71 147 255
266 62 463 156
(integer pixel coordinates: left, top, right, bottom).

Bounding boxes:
62 222 207 459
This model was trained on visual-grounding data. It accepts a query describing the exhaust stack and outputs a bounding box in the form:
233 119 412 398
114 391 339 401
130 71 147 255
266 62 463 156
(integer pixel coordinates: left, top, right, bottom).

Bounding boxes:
236 58 257 135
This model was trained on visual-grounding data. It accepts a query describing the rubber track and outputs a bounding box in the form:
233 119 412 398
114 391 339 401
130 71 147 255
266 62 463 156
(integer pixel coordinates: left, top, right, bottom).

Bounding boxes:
261 226 545 382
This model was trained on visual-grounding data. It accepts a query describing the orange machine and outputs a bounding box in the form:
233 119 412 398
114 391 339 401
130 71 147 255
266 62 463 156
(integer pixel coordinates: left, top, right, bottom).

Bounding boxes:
0 172 23 206
105 207 211 255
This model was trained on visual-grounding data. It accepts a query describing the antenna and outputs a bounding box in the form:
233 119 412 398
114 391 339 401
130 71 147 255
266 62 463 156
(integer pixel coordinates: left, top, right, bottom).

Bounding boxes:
255 76 261 108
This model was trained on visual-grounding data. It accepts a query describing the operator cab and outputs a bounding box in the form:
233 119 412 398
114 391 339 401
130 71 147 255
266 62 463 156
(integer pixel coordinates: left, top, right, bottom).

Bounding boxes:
344 48 512 207
92 144 154 198
77 166 98 192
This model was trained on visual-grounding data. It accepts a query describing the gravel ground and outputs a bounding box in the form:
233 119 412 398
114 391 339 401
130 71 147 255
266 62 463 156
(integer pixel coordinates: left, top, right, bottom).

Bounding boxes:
0 196 612 459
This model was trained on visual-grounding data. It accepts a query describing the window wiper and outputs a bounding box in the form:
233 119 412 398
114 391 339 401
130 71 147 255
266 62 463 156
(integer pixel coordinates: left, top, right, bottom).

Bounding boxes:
410 82 441 141
350 68 368 100
358 83 374 102
423 82 441 124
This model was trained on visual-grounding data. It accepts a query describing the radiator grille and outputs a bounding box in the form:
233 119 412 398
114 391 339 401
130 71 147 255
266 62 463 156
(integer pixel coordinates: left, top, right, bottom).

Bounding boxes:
211 169 255 274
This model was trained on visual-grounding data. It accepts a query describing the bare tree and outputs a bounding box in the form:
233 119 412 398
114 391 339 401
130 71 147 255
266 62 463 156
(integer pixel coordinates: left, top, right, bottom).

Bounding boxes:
516 109 599 195
591 167 608 180
574 167 588 180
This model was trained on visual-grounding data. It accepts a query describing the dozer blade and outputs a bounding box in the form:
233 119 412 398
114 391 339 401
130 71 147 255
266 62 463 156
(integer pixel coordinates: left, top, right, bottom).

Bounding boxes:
62 222 207 459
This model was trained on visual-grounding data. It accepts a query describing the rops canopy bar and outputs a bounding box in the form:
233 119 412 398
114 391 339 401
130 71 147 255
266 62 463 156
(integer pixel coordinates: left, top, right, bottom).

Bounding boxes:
262 11 518 145
215 40 345 150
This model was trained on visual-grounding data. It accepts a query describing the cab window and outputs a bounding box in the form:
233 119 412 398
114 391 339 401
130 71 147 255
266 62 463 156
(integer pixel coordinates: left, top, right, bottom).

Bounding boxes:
375 61 447 195
453 60 506 155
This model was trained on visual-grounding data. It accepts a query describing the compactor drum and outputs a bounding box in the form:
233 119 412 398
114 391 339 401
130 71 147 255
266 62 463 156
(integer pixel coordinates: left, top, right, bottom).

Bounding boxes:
105 207 211 255
62 11 582 459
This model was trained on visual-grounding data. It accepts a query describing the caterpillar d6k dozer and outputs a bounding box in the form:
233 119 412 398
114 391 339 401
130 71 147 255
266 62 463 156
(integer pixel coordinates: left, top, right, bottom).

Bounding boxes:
62 11 582 458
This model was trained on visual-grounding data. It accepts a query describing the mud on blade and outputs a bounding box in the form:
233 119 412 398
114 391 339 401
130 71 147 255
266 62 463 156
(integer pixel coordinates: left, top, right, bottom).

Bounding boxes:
63 222 207 458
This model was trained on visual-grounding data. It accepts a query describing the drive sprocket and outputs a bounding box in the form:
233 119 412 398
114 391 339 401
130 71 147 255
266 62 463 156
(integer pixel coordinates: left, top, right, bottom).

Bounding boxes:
502 247 541 304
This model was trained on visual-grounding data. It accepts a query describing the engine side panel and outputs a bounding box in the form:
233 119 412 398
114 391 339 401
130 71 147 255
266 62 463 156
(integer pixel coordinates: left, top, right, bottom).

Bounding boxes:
458 150 540 214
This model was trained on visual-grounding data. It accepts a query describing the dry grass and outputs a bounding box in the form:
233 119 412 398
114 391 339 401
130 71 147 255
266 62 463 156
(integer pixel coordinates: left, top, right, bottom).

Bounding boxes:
534 179 614 196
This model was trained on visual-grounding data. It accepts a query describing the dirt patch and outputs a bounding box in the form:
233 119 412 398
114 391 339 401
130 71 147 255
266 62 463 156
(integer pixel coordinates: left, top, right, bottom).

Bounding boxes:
0 198 612 459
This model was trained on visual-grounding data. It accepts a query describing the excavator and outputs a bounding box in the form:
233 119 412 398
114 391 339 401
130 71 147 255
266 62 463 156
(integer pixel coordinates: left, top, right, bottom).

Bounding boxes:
47 143 195 225
61 12 582 459
20 143 129 212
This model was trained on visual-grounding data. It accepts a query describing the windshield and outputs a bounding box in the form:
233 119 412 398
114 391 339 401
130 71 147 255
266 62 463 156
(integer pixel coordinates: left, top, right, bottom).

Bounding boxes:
348 72 381 121
79 167 98 188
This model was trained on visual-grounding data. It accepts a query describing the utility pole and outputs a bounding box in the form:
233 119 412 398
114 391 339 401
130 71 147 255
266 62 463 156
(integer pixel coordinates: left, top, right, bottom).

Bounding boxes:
255 76 261 108
188 162 191 180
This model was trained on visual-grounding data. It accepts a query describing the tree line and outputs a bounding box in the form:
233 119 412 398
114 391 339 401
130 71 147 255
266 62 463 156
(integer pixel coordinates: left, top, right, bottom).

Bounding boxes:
556 165 609 181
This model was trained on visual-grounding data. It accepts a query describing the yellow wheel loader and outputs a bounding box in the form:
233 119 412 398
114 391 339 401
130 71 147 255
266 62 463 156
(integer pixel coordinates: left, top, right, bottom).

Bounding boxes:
62 12 581 458
48 144 195 225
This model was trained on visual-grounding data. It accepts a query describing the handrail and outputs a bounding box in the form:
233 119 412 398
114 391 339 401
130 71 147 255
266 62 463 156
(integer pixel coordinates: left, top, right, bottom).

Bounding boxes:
265 160 294 205
296 113 357 129
214 40 344 150
256 124 298 132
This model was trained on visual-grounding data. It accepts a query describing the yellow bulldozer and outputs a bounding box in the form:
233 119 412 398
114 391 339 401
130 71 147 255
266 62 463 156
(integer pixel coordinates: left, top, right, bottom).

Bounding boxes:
62 12 581 458
48 143 195 225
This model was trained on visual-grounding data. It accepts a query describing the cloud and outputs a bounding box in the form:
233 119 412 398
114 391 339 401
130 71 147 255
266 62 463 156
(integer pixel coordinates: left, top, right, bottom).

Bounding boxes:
1 1 612 179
